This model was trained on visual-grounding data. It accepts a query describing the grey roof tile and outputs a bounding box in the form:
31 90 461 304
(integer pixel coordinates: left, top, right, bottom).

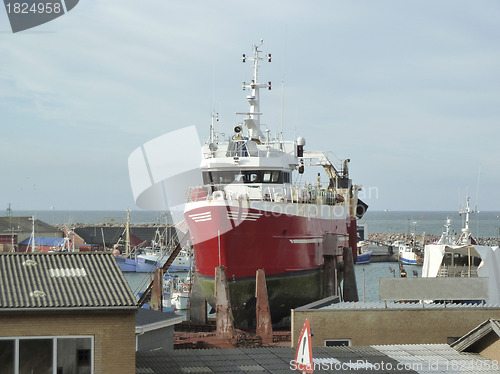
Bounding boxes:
138 344 500 374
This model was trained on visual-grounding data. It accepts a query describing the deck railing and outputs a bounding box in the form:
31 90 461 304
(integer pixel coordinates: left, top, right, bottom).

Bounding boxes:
438 265 478 278
185 184 344 206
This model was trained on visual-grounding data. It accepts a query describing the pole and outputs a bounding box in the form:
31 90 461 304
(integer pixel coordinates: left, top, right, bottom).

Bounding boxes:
468 246 471 278
363 267 366 303
218 230 221 267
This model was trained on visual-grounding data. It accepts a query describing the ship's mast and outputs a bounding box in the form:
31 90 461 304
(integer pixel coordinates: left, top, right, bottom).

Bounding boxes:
238 41 271 142
209 112 218 145
29 216 36 252
458 196 478 245
125 210 131 257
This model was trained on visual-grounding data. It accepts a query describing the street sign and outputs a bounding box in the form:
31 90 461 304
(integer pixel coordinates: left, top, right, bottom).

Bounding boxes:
295 318 313 373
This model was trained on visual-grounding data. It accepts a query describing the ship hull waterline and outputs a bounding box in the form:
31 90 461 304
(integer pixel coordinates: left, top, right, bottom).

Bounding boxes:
197 268 325 330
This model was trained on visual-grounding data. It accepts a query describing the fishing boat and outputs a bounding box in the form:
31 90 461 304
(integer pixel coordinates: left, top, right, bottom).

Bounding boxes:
113 211 137 272
434 218 456 245
397 223 424 265
183 42 366 328
398 244 423 265
355 241 372 264
135 246 192 273
170 274 191 310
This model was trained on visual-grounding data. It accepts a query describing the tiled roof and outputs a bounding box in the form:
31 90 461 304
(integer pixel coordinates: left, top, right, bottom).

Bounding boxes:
0 252 136 311
136 344 499 374
318 301 500 310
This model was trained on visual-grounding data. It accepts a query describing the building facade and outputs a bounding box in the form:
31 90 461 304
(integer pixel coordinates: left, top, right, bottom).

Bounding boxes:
0 252 137 374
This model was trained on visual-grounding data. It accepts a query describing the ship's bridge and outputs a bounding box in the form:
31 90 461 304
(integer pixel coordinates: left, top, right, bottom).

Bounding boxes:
202 169 291 185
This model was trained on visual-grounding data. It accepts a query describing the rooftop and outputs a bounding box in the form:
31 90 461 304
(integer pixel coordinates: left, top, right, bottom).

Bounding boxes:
136 344 499 374
0 252 136 311
136 308 183 333
452 319 500 353
318 301 500 310
0 216 59 235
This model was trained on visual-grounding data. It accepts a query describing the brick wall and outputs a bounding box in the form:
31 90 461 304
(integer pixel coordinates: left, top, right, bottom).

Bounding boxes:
0 311 136 374
292 307 500 347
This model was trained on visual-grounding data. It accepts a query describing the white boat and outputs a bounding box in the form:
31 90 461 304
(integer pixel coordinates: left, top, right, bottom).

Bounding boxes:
434 218 456 245
162 273 191 310
355 241 372 264
135 224 193 273
135 246 193 273
171 279 191 310
398 244 423 265
422 197 500 304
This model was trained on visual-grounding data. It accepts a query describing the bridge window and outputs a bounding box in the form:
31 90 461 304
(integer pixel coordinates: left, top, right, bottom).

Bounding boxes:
203 170 289 184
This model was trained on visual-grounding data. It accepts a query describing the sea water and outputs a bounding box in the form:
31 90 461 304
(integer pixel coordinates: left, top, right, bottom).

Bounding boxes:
354 262 422 303
361 210 500 238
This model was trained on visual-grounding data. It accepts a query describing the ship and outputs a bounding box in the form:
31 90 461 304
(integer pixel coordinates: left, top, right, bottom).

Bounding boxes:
183 42 367 328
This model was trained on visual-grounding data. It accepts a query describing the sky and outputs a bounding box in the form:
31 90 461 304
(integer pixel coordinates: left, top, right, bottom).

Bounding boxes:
1 0 499 212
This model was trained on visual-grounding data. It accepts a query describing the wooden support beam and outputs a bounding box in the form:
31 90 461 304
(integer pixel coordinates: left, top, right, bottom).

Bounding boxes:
343 246 359 302
215 266 235 339
255 269 273 343
150 268 163 311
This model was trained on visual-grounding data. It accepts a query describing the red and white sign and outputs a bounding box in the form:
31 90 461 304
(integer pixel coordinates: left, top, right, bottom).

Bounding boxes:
295 318 313 373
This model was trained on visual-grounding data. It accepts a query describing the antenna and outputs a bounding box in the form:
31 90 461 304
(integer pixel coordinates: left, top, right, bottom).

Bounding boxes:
280 33 287 150
475 165 481 236
239 41 272 141
280 80 285 150
475 165 481 211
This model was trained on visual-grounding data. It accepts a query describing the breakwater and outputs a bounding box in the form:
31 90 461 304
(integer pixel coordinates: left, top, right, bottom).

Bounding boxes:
367 233 499 247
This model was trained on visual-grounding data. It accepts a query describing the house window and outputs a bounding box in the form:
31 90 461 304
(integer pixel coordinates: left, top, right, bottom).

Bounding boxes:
0 339 15 373
324 339 350 347
0 336 93 374
19 338 53 373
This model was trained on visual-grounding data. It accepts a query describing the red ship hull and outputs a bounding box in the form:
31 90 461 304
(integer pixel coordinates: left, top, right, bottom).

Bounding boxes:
185 201 350 328
186 203 349 279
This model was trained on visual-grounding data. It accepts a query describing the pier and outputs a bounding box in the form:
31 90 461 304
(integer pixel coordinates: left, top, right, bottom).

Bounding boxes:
366 244 399 262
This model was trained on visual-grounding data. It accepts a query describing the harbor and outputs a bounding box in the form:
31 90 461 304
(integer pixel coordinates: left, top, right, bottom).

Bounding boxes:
3 4 500 368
